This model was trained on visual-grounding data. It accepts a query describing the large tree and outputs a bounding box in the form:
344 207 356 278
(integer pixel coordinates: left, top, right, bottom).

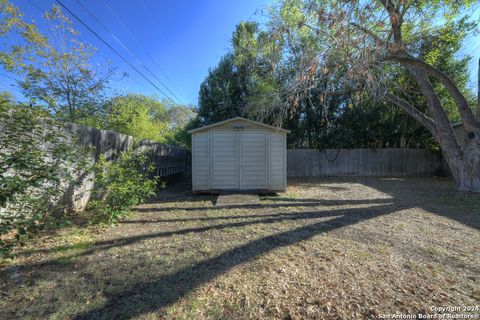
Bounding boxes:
198 54 245 124
0 2 114 122
198 17 462 149
198 22 285 125
268 0 480 191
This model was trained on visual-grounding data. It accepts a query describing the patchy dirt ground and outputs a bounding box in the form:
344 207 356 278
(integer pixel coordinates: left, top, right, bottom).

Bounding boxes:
1 177 479 319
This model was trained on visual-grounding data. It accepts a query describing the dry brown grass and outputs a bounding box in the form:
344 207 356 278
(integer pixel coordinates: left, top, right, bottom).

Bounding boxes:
0 177 479 319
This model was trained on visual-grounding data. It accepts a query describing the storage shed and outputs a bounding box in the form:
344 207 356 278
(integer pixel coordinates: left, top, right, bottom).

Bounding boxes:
188 117 289 192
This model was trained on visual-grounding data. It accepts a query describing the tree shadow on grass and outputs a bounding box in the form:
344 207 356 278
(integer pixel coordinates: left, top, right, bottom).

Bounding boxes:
133 198 394 213
357 177 480 230
124 198 394 223
71 203 400 319
288 177 479 230
8 201 394 263
5 177 477 319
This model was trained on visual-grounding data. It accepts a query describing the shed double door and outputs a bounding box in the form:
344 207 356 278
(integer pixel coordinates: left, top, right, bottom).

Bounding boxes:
211 130 267 190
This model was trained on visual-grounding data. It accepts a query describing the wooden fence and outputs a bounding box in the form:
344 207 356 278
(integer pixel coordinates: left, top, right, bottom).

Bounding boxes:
287 148 446 177
2 119 189 214
61 123 189 211
65 123 189 178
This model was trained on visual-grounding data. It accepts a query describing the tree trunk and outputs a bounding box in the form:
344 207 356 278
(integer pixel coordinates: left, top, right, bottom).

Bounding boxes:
375 0 480 192
389 68 480 192
445 143 480 192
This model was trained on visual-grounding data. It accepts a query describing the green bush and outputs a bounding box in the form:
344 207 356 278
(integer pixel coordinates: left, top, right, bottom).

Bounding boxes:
87 150 159 224
0 102 88 257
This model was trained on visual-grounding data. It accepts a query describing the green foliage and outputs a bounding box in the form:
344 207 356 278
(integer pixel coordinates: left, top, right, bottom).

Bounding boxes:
198 1 477 149
198 22 285 127
164 116 200 150
198 54 247 124
413 16 476 122
88 150 158 224
322 100 436 149
0 0 47 69
0 1 114 123
162 104 197 149
24 6 114 123
1 1 193 148
0 1 186 257
0 99 88 257
98 94 196 147
102 94 170 142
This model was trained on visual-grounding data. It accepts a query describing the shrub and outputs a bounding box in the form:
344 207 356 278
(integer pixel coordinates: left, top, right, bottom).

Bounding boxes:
87 150 159 224
0 102 88 257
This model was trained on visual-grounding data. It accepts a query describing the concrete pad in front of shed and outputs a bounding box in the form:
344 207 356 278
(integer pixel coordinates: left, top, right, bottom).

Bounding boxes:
215 194 260 207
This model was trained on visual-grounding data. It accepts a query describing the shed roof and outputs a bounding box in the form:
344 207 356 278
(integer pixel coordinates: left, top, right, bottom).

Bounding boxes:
188 117 290 134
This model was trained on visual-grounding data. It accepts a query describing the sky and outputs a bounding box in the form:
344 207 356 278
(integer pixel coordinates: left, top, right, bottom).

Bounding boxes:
1 0 479 107
1 0 273 106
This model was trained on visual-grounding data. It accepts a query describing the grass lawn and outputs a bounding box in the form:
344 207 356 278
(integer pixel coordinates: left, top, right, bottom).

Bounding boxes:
1 177 479 319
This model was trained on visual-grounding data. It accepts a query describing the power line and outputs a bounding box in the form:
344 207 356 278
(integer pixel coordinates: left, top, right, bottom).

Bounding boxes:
72 0 193 124
72 0 183 106
24 0 157 99
54 0 179 106
21 0 193 124
101 0 187 104
0 73 21 82
466 41 480 57
24 0 43 13
0 74 26 98
22 0 57 41
76 0 194 125
75 0 185 106
138 0 189 100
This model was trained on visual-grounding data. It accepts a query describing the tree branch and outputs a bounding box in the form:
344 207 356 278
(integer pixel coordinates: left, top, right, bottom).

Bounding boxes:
309 87 358 97
350 22 385 46
407 67 462 159
378 0 403 45
386 54 479 130
384 93 436 135
477 58 480 119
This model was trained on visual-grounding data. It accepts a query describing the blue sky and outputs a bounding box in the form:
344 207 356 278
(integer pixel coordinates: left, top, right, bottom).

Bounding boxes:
1 0 479 106
2 0 273 105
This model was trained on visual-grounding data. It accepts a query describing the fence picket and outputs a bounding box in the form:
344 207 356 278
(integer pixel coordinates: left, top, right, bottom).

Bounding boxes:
287 149 445 177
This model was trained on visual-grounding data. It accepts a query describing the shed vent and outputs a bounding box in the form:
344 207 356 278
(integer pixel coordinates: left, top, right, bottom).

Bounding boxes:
233 123 244 130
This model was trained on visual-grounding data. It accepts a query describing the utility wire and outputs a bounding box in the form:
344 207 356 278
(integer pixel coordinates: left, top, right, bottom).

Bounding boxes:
23 0 57 41
0 74 26 97
466 41 480 57
24 0 43 13
138 0 189 100
101 0 187 104
71 0 193 126
25 0 193 123
101 0 192 125
82 0 193 122
0 73 21 82
55 0 179 106
25 0 167 104
74 0 184 106
20 0 194 125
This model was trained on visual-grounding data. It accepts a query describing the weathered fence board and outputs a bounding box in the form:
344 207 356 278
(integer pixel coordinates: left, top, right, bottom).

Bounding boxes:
287 149 445 177
2 119 190 215
65 123 189 177
61 123 190 211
